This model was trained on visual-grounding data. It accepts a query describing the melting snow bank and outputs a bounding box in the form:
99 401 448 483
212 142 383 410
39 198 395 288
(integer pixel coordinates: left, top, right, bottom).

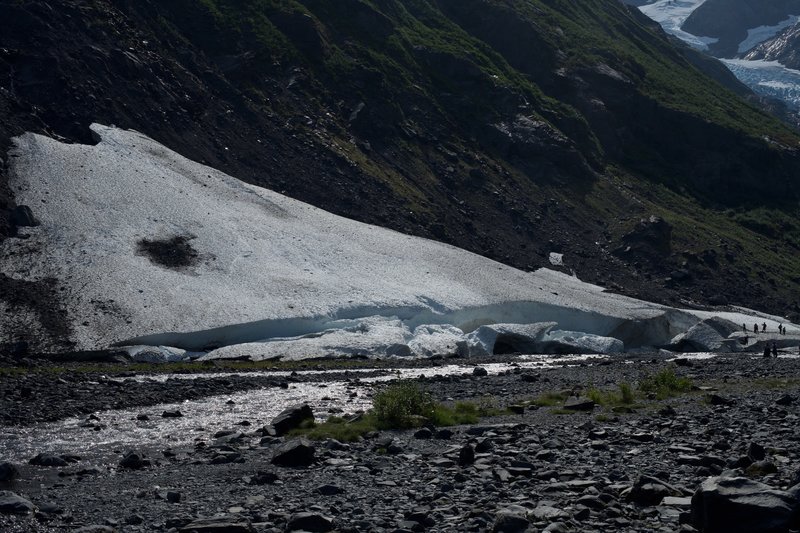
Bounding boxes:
1 124 797 361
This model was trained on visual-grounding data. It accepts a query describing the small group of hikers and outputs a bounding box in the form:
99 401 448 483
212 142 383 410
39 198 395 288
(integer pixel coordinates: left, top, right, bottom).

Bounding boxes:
764 342 779 358
739 322 787 356
742 322 787 335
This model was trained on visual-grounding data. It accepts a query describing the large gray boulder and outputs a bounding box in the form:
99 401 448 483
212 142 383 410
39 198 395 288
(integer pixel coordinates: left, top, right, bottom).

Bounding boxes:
691 476 800 533
271 438 316 467
286 512 334 532
0 462 19 482
0 491 35 514
179 515 254 532
492 505 530 532
628 475 683 506
270 403 314 436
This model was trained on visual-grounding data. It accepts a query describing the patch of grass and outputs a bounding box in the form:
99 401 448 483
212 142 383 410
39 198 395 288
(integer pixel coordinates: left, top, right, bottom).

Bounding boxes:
638 368 693 400
549 408 576 415
587 381 637 408
289 415 378 442
533 391 570 407
751 377 800 390
0 366 27 377
534 373 692 417
429 401 480 426
291 385 506 441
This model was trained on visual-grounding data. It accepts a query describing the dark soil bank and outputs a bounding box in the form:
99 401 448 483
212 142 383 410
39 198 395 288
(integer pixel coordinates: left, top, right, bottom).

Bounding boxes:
1 355 799 532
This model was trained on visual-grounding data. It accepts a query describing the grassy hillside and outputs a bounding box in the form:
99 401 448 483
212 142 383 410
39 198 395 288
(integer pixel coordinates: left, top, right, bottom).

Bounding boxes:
2 0 800 337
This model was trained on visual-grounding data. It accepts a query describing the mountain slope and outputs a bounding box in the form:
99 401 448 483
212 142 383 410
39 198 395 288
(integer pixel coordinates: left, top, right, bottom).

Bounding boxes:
746 22 800 68
3 0 800 350
682 0 800 57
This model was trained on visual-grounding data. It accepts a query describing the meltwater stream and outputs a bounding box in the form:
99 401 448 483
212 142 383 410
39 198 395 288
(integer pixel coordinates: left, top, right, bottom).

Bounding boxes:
0 356 603 463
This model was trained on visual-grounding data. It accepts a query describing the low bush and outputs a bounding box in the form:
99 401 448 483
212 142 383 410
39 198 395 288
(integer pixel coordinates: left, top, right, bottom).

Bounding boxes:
290 383 504 441
638 368 693 399
372 381 436 429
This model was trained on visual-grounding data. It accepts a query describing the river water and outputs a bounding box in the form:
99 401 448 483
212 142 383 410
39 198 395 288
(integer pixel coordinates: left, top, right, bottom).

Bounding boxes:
7 352 784 463
0 355 610 462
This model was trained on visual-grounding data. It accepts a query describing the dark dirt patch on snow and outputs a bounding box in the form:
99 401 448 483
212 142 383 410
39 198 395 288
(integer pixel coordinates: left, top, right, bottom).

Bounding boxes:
136 235 200 270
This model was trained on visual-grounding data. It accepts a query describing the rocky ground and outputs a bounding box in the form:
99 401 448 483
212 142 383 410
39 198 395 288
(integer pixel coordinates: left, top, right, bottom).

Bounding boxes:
0 354 799 532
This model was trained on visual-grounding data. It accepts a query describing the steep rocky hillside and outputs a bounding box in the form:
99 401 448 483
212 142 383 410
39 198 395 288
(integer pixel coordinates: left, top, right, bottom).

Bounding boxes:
682 0 800 57
3 0 800 340
746 22 800 68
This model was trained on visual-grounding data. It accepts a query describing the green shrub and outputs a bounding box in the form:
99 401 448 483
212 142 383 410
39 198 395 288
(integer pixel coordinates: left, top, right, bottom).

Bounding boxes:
619 382 635 404
638 368 693 399
372 381 435 429
289 415 378 442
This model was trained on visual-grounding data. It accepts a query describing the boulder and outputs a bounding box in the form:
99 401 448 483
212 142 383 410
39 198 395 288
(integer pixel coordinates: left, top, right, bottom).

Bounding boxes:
492 506 530 532
563 396 595 411
0 462 19 481
179 515 254 532
458 444 475 466
270 403 314 436
29 453 69 467
413 427 433 440
691 476 799 533
271 438 315 467
286 512 334 532
119 451 150 469
628 475 683 506
0 491 35 514
472 366 488 377
316 484 344 496
619 215 673 256
9 205 39 227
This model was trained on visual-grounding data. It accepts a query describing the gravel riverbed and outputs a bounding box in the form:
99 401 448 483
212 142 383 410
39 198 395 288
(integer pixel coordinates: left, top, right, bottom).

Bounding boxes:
0 353 799 532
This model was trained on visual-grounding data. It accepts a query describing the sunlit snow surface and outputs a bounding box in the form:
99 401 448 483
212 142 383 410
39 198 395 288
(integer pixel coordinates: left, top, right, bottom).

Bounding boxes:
639 0 716 50
0 125 794 359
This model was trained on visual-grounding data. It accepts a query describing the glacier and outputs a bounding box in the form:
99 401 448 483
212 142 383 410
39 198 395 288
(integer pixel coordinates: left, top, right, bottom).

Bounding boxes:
637 0 800 111
721 59 800 111
639 0 716 50
1 125 795 361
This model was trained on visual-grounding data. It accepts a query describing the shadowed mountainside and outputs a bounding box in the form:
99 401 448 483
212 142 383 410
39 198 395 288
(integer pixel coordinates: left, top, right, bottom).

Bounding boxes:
682 0 800 57
3 0 800 351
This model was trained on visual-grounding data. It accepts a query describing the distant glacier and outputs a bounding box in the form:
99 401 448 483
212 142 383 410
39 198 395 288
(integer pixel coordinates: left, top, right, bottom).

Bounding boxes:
722 59 800 111
637 1 800 112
